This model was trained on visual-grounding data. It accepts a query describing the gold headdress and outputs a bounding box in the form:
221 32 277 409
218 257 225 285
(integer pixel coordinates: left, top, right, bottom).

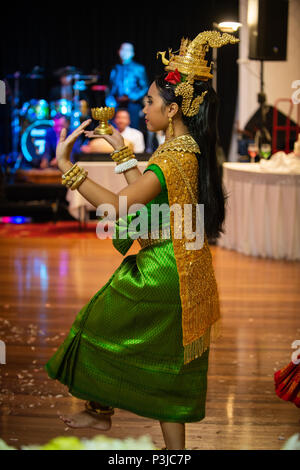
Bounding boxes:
157 30 239 116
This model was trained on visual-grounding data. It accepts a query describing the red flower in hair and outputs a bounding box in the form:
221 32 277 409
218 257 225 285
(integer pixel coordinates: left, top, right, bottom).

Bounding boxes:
164 69 181 85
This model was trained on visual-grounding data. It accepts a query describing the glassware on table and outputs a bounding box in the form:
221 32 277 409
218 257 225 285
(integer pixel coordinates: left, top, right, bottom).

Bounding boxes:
248 143 259 163
260 143 271 159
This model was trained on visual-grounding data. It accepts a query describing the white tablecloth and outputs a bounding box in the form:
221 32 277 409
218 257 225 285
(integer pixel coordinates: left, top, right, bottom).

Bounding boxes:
67 161 149 221
217 162 300 260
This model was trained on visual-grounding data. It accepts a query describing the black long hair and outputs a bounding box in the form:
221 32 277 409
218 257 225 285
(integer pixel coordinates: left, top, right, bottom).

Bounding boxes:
155 72 227 239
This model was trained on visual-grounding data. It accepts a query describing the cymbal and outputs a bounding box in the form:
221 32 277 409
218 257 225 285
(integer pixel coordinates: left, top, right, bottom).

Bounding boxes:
25 73 44 79
54 66 82 77
74 74 100 80
26 66 44 79
5 72 26 79
6 67 45 79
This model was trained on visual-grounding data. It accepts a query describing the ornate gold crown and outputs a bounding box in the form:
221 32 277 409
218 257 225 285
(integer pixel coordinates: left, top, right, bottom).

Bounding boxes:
157 30 239 117
157 30 239 81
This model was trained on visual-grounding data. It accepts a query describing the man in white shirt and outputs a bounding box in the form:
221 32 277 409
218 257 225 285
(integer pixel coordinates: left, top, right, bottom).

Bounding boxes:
114 109 145 153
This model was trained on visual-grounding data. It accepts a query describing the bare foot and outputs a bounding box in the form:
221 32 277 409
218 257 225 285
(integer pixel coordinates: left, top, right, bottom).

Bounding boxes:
59 410 112 430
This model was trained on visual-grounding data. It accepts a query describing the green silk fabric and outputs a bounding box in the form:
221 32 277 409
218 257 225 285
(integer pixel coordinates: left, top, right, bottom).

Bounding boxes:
45 164 209 423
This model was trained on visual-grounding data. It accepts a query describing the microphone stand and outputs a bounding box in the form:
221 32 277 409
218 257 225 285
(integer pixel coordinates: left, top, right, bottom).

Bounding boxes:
255 60 271 153
71 74 81 129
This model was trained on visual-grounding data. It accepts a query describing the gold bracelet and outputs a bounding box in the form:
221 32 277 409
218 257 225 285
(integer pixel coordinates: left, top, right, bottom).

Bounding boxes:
61 164 82 185
62 163 78 178
113 152 134 164
111 152 128 163
62 166 87 188
117 147 134 159
70 171 88 190
62 170 85 188
110 146 135 163
71 173 87 190
115 156 134 165
110 145 127 157
70 172 88 191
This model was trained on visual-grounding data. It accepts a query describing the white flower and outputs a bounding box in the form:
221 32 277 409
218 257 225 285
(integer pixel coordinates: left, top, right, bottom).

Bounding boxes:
281 433 300 450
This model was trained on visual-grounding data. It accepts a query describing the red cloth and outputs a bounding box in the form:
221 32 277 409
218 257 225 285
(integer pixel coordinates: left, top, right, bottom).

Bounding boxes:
274 357 300 408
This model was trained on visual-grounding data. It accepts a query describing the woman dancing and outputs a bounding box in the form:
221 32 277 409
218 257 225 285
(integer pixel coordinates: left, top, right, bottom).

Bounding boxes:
45 30 238 450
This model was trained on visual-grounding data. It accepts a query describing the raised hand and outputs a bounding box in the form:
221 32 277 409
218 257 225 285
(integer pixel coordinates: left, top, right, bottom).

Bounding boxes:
56 119 92 167
84 125 125 151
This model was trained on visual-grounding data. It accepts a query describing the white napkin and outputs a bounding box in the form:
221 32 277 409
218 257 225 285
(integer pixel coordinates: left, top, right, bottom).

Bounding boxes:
260 151 300 173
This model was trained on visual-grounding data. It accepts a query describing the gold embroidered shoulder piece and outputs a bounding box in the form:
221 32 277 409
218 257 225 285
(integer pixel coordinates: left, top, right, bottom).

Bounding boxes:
145 134 221 364
153 134 201 155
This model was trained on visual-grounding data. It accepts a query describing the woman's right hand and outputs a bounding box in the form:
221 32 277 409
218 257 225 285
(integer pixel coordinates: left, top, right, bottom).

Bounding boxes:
56 119 92 171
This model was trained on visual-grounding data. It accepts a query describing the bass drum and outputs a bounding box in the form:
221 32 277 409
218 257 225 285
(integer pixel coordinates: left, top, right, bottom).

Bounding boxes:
21 120 54 164
20 99 50 122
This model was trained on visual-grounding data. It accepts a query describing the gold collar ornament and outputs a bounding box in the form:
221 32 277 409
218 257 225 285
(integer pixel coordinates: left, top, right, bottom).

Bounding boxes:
157 30 239 117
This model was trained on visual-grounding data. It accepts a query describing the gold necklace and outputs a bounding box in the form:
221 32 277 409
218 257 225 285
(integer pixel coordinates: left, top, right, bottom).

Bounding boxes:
153 134 200 156
165 132 190 143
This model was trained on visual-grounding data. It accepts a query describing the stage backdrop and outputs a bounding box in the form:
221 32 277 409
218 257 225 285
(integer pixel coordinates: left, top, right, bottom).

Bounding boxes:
0 1 239 158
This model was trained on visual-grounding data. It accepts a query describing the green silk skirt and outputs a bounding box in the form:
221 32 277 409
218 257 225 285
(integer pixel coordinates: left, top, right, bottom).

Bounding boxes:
44 165 210 423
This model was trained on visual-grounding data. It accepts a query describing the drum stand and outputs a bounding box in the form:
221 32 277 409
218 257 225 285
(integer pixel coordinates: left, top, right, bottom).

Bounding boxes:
10 72 24 177
71 74 81 129
11 72 21 157
3 71 25 182
78 205 89 230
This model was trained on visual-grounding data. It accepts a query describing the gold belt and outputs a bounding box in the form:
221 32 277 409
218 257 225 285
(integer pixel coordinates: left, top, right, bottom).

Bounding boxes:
137 226 172 249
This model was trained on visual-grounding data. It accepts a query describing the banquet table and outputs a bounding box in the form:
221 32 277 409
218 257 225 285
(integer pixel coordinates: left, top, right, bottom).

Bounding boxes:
66 161 149 224
217 162 300 260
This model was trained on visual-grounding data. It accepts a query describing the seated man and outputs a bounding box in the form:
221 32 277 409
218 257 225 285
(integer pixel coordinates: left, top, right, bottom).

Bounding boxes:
80 109 145 154
114 109 145 153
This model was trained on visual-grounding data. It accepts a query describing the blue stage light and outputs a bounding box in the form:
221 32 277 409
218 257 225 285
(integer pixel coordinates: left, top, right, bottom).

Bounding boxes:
12 216 26 224
0 216 33 224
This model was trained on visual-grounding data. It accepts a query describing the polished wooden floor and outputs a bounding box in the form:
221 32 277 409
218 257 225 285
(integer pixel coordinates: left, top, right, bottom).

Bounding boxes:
0 235 299 450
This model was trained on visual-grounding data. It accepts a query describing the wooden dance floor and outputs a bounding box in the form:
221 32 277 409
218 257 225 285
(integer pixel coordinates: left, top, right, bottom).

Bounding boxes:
0 235 299 450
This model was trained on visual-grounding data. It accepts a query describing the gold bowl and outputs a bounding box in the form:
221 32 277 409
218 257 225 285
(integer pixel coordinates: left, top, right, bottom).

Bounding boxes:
91 107 115 135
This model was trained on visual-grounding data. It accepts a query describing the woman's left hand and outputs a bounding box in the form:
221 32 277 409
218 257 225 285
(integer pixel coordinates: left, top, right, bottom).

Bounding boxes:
84 126 125 151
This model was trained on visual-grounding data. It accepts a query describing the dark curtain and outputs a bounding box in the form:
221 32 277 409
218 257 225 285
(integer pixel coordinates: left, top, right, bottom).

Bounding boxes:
0 0 239 158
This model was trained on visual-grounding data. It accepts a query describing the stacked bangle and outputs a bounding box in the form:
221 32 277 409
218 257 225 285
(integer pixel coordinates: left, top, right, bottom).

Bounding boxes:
111 146 133 163
110 145 138 174
61 163 88 190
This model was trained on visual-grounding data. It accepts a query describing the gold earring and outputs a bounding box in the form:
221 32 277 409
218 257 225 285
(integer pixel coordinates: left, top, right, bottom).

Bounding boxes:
168 117 174 137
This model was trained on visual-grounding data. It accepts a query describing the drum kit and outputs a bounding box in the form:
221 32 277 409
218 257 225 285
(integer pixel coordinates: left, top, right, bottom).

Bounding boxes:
6 66 106 166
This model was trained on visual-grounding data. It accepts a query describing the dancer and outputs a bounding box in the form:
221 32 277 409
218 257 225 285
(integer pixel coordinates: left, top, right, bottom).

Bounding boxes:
274 350 300 410
44 31 239 450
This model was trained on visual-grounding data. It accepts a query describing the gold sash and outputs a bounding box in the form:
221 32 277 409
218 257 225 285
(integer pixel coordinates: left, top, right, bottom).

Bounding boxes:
145 135 221 364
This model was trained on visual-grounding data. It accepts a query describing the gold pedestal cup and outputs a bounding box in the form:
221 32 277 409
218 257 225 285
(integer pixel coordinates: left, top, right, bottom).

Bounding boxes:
91 107 115 135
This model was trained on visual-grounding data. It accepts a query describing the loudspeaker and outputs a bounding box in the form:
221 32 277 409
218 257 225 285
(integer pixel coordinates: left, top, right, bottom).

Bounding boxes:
248 0 289 61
